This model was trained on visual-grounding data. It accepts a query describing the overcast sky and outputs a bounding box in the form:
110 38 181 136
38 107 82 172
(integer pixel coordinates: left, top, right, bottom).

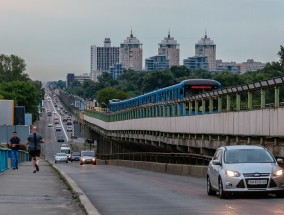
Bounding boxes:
0 0 283 82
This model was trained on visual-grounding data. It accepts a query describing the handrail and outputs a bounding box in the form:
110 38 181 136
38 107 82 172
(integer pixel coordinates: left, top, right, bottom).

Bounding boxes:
0 148 29 173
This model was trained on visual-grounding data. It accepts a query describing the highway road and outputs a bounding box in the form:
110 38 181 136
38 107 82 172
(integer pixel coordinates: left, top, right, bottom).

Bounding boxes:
41 96 284 215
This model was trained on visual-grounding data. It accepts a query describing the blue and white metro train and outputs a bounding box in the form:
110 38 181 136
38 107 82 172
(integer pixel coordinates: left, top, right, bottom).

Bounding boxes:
108 79 221 115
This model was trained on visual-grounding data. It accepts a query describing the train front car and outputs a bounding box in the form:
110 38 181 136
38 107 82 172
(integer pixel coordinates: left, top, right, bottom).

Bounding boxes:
182 79 221 97
181 79 221 114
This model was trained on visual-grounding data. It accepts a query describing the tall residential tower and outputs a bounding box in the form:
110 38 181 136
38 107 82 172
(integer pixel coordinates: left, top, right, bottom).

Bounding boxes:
158 31 180 67
91 38 119 82
195 32 216 71
119 31 143 71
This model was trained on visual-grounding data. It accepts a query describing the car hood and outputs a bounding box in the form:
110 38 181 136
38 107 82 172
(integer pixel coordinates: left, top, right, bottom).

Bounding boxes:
225 162 278 173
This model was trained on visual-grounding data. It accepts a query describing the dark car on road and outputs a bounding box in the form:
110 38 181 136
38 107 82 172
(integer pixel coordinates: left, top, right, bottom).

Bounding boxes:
57 135 65 142
71 152 81 162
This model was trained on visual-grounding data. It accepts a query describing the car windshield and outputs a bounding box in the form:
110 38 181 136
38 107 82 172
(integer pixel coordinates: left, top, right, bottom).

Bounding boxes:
61 149 70 154
224 149 275 163
73 152 80 156
57 153 66 156
81 151 95 156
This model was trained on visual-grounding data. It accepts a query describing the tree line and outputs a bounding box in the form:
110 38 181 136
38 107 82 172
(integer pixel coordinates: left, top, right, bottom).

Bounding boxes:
64 46 284 107
0 54 44 121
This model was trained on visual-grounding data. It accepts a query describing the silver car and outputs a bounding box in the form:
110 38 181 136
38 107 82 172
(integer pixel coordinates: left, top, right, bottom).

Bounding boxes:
54 153 68 163
207 145 284 199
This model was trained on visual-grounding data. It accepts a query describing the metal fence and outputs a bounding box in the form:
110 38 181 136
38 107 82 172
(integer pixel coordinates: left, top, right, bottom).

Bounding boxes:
0 148 29 173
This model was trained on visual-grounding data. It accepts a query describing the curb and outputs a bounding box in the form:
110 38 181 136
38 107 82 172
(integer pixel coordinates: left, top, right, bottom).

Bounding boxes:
47 160 101 215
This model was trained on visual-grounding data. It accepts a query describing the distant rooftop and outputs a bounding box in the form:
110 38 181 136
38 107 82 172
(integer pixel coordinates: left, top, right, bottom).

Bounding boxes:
196 31 215 45
121 30 142 45
159 31 179 46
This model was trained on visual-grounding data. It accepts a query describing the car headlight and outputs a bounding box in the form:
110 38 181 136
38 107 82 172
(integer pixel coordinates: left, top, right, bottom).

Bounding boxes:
226 170 240 177
82 159 85 161
92 158 96 161
273 169 283 177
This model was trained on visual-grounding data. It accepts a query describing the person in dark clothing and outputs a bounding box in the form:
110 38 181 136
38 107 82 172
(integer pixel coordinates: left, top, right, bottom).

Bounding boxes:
26 126 44 173
9 132 21 170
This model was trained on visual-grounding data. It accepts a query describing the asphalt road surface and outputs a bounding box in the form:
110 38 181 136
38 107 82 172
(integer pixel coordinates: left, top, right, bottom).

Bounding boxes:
42 97 284 215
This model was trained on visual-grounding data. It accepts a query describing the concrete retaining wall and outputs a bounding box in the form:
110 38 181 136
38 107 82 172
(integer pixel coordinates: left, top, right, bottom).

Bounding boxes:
96 159 207 178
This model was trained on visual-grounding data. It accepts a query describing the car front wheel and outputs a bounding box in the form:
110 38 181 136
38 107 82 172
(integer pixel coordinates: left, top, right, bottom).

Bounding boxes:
207 176 216 196
80 162 83 165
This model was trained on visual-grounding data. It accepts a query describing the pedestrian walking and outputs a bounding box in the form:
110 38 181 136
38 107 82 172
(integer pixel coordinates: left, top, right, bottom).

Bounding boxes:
26 126 44 173
9 131 21 170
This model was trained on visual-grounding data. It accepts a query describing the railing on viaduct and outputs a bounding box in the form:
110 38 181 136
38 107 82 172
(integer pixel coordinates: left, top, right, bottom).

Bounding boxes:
82 76 284 158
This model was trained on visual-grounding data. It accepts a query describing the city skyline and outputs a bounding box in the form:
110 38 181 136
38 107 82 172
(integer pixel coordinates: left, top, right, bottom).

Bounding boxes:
0 0 283 81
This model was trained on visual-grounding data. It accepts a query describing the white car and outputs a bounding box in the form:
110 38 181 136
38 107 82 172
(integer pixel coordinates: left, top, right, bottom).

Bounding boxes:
54 153 68 163
48 123 53 127
207 145 284 199
55 125 62 131
67 126 72 132
80 150 96 165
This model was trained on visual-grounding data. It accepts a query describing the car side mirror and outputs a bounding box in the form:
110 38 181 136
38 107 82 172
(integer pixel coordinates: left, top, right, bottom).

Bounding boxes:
212 159 222 166
277 158 283 164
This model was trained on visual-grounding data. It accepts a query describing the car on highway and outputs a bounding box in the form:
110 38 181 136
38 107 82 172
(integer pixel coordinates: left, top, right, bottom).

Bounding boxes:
207 145 284 199
48 123 53 127
54 120 59 124
61 143 69 147
71 152 81 162
55 125 62 131
63 117 68 122
57 135 65 142
54 153 68 163
67 121 72 125
67 126 72 132
80 150 96 165
73 119 78 123
60 146 71 160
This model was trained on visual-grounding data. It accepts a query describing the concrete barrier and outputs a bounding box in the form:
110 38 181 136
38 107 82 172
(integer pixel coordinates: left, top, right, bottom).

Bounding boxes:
97 159 207 177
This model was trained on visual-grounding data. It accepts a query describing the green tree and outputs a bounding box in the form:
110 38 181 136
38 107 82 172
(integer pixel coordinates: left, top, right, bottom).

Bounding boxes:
0 81 42 121
0 54 29 82
278 45 284 66
95 87 128 107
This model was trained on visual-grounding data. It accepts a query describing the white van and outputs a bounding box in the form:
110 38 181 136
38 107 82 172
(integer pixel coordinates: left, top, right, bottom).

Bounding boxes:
60 146 71 160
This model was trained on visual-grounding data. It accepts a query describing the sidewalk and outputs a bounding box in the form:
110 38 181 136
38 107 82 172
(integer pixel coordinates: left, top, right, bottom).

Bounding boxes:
0 160 85 215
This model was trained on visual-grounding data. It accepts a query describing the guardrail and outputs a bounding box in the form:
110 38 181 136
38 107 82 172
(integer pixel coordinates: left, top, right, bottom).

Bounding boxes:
0 148 29 173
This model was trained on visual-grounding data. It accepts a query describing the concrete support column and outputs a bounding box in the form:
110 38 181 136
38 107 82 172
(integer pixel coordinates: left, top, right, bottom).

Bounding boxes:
218 97 222 113
172 104 175 117
188 101 192 116
261 89 266 109
226 95 231 111
177 103 181 116
248 91 253 110
209 98 213 114
236 93 241 111
275 87 280 108
182 102 186 116
202 99 206 114
195 101 198 115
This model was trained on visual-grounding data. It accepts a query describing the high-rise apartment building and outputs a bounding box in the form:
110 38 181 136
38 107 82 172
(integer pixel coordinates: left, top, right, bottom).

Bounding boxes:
195 32 216 71
183 56 209 70
91 38 119 82
158 32 180 67
145 55 169 71
120 31 143 71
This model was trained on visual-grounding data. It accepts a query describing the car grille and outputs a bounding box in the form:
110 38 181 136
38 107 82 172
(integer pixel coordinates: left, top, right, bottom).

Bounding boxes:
243 173 270 177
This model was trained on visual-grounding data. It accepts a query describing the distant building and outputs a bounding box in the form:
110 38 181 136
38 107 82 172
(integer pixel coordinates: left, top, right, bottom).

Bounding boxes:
120 30 143 71
183 56 208 70
240 59 265 74
195 32 216 71
109 63 125 80
91 38 120 82
74 73 91 84
158 31 180 67
66 73 75 87
216 60 240 73
145 55 169 71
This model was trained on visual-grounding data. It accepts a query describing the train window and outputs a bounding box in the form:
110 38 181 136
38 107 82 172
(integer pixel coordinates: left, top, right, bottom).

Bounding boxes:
180 88 183 95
